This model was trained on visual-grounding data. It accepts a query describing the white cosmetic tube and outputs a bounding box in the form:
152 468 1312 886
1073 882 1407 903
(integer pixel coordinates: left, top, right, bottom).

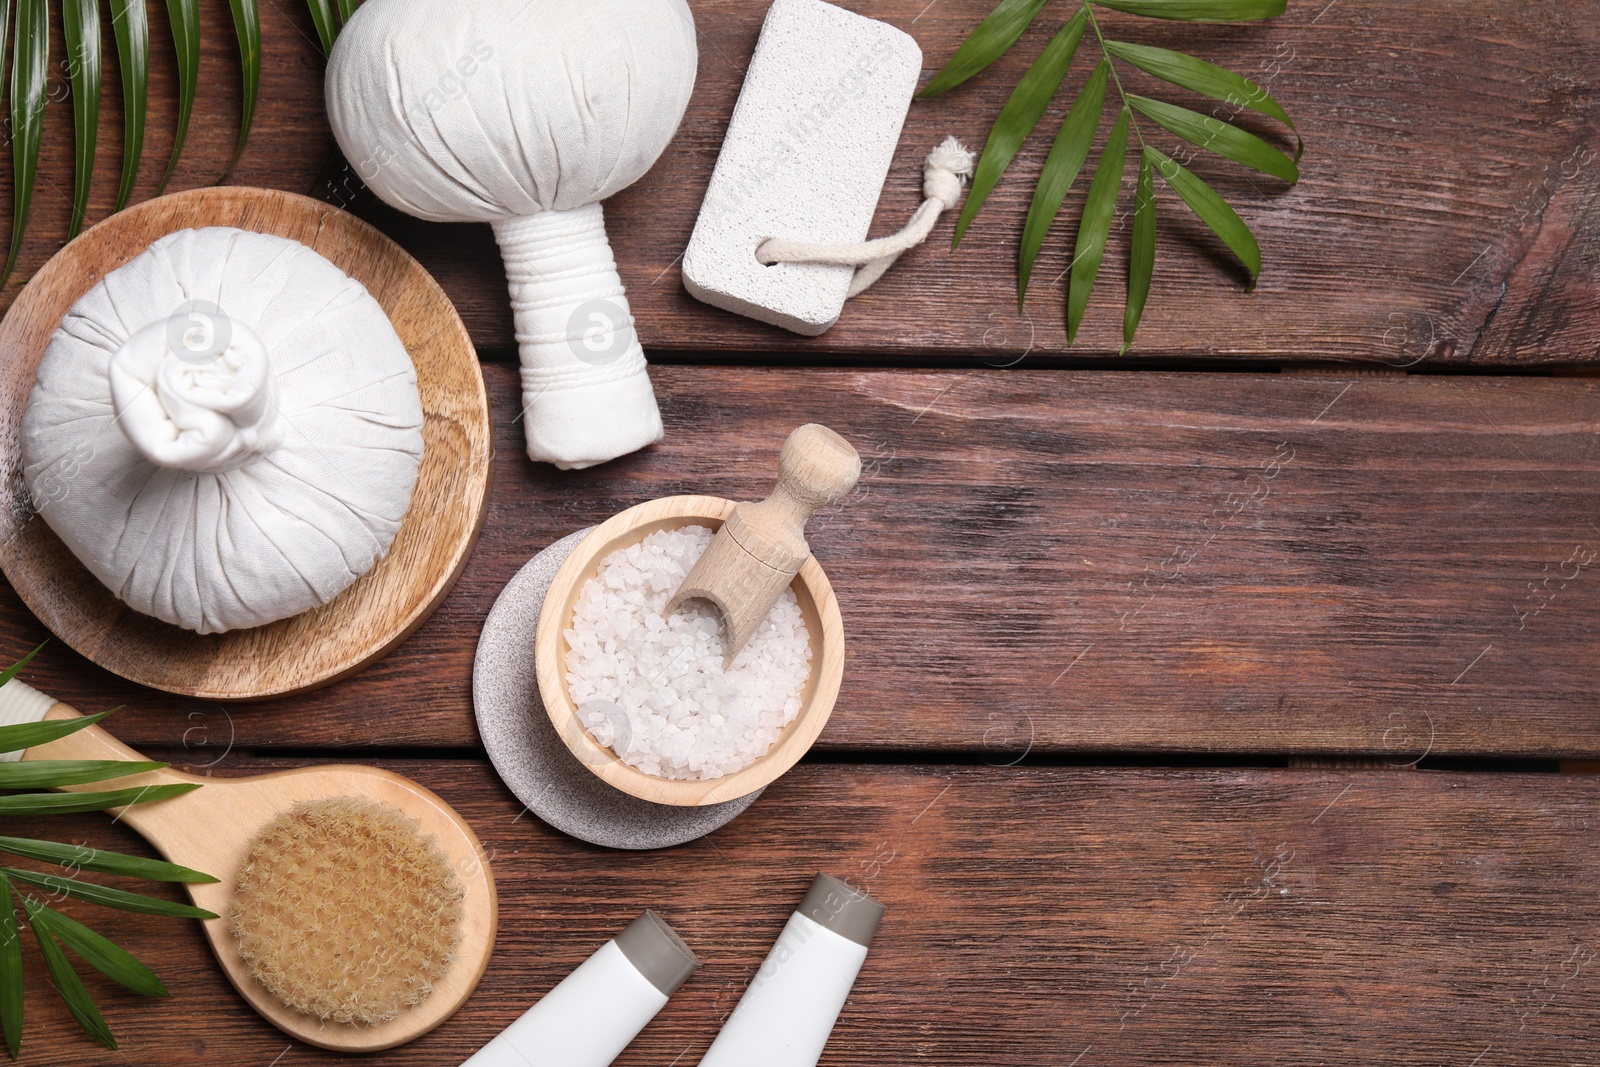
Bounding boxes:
697 873 885 1067
462 910 698 1067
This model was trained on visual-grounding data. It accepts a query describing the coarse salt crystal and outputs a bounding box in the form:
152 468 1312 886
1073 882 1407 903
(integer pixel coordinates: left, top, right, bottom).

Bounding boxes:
563 524 813 781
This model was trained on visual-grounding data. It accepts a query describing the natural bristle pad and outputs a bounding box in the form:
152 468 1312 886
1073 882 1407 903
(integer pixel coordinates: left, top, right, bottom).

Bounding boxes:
230 796 465 1026
681 0 922 335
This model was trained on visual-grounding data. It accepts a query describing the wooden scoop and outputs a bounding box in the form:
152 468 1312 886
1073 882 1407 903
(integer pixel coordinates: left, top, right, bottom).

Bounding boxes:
668 424 860 660
9 685 497 1053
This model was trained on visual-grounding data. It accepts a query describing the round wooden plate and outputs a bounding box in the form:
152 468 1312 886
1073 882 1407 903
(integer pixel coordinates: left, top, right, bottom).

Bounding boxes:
0 188 491 701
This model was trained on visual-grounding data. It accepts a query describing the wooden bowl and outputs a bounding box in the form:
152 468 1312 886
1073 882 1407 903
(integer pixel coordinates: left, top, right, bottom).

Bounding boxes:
0 187 491 700
535 496 844 807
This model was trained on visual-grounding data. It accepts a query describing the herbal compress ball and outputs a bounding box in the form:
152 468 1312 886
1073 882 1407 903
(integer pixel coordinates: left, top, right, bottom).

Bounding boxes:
325 0 698 470
20 227 425 635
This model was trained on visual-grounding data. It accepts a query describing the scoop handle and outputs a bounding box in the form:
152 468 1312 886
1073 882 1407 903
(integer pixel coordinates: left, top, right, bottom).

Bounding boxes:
775 424 861 514
733 424 861 569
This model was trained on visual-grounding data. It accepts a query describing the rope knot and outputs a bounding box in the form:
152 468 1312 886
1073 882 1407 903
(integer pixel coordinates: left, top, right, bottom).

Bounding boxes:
756 136 976 301
922 136 976 210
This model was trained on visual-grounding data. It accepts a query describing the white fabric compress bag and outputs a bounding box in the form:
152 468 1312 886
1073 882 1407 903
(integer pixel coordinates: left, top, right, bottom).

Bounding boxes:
325 0 698 470
21 227 425 634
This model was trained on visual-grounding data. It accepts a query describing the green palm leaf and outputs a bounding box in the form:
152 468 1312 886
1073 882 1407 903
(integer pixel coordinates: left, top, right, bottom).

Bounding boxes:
1067 107 1130 342
108 0 149 211
222 0 260 177
919 0 1051 97
0 650 214 1059
1127 93 1297 181
0 875 21 1060
0 0 8 168
20 897 116 1050
0 782 199 816
336 0 355 21
955 8 1088 246
0 835 216 883
1124 149 1157 351
0 645 41 691
156 0 199 195
1019 58 1109 304
0 759 167 789
306 0 336 54
1102 39 1294 130
0 710 112 758
29 906 169 998
1091 0 1286 20
4 0 49 288
61 0 102 239
1147 145 1261 279
3 868 216 919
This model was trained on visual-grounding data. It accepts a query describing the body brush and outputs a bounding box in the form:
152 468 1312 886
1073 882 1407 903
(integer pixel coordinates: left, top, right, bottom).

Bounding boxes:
0 680 497 1052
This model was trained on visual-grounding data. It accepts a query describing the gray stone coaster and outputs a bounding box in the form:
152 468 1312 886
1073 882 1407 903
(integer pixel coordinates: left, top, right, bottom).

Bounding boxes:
473 528 761 850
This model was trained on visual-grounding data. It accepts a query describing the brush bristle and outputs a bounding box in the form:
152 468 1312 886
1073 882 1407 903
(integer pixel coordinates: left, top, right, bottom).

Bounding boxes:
229 796 465 1026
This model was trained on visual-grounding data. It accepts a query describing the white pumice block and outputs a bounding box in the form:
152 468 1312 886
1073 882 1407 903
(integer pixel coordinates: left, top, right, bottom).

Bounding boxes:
682 0 922 336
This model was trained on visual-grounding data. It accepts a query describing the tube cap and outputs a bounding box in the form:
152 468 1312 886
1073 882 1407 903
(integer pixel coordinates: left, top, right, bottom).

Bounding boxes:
615 910 699 996
798 873 885 948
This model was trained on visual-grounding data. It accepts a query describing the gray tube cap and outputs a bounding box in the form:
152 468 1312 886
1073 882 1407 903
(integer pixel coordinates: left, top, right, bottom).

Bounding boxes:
615 910 699 996
799 872 885 948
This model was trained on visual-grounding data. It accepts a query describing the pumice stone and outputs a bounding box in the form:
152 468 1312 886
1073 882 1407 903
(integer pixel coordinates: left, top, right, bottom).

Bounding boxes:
682 0 923 335
21 226 425 634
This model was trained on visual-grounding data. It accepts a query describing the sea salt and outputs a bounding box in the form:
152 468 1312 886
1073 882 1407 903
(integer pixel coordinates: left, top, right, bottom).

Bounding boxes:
563 525 813 781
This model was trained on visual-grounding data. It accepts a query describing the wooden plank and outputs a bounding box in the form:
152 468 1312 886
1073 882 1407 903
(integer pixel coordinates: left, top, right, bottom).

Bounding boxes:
2 1 1597 366
6 760 1600 1064
2 365 1597 759
371 0 1600 365
610 0 1600 367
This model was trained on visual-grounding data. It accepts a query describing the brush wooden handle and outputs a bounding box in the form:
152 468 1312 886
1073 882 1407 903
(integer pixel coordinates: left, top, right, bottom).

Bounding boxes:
23 704 211 840
28 703 168 766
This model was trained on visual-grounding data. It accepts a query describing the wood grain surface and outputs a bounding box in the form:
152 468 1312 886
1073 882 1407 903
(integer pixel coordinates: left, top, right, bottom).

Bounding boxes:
3 758 1598 1065
0 188 491 700
1 1 1596 1062
2 363 1593 758
2 0 1596 365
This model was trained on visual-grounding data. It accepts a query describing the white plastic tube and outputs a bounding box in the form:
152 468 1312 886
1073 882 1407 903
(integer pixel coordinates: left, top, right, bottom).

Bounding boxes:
461 911 697 1067
697 873 885 1067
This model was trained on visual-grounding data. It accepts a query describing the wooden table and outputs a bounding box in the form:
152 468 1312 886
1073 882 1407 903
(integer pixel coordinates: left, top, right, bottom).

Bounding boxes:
3 0 1599 1063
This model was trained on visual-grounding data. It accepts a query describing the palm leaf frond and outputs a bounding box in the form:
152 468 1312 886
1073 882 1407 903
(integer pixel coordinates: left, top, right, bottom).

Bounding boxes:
61 0 101 238
108 0 150 211
926 0 1298 349
221 0 260 178
305 0 336 53
156 0 199 195
954 7 1088 247
3 0 49 288
20 896 117 1050
919 0 1052 97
